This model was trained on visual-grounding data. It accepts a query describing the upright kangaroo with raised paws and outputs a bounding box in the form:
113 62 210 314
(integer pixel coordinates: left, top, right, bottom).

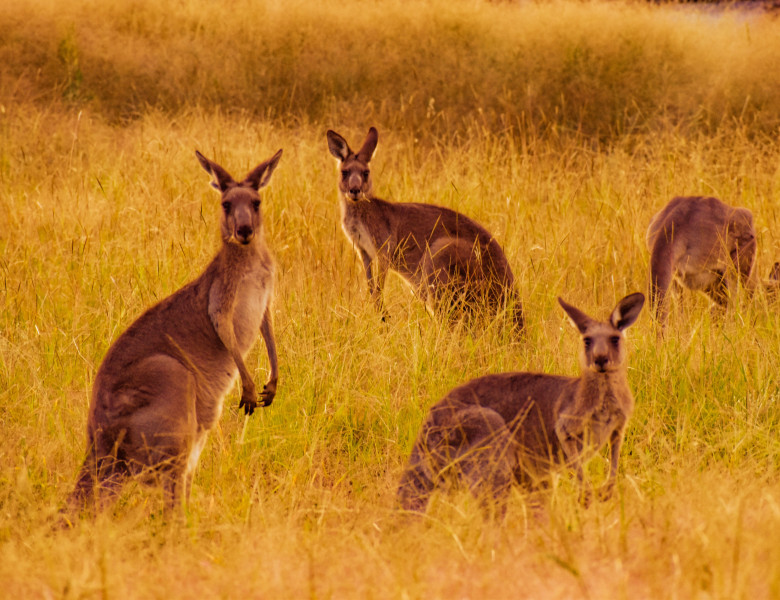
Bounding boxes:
67 149 283 516
397 292 644 514
646 196 756 326
326 127 522 329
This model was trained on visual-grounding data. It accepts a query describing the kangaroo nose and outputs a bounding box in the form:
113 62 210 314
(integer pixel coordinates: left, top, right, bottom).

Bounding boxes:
236 225 253 243
349 188 361 198
594 356 608 370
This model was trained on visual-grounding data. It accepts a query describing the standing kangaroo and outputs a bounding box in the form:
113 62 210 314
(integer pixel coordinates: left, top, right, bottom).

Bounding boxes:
67 149 282 515
397 293 644 514
646 196 757 326
326 127 523 329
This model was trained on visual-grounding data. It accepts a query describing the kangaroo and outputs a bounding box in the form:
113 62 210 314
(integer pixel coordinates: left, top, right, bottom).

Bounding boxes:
397 292 644 514
67 149 283 516
326 127 523 330
646 196 757 326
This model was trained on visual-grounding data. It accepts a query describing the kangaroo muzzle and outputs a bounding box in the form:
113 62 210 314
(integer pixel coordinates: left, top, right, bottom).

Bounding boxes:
347 173 364 201
236 225 254 244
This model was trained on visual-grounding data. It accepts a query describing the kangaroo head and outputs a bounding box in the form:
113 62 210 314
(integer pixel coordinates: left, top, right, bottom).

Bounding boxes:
559 293 645 374
326 127 378 202
196 149 283 246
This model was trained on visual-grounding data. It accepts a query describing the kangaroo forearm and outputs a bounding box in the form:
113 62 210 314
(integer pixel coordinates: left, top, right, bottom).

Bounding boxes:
608 430 624 482
212 314 255 390
232 352 255 390
260 311 278 384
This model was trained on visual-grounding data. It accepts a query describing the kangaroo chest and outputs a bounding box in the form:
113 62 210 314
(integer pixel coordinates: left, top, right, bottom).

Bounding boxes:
340 200 386 260
586 392 626 444
231 263 273 354
208 258 273 357
678 254 727 290
675 235 729 290
561 379 631 449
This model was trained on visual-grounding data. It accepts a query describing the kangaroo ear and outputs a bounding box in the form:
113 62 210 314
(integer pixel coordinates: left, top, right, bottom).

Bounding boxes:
196 150 235 192
243 149 283 190
558 297 594 334
326 130 351 161
356 127 378 163
610 292 645 331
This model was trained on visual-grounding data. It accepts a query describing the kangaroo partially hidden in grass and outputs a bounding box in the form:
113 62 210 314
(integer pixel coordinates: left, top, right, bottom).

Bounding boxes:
397 293 644 514
326 127 523 329
67 149 282 516
646 196 757 326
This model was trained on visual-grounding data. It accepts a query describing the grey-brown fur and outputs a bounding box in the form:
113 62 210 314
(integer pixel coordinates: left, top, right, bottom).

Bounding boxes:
397 293 644 514
326 127 523 329
646 196 756 325
67 149 283 515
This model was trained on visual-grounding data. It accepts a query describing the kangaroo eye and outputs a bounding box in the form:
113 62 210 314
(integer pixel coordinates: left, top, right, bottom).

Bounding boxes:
341 170 349 180
583 337 592 349
222 201 231 214
610 336 621 347
362 170 370 179
252 200 261 211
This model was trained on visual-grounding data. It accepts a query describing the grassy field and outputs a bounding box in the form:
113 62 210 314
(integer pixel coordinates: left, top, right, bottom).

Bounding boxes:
2 0 780 597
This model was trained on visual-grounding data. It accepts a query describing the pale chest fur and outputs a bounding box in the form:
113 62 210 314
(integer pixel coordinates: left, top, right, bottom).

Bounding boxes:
231 262 274 353
208 255 274 356
561 375 633 450
673 227 732 290
677 266 722 291
340 198 379 260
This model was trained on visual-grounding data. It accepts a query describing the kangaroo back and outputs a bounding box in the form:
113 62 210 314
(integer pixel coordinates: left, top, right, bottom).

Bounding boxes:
67 149 283 519
397 292 644 515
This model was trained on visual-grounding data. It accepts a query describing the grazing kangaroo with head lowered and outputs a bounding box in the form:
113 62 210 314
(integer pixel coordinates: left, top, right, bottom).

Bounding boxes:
646 196 757 326
326 127 523 329
397 292 644 514
67 149 282 516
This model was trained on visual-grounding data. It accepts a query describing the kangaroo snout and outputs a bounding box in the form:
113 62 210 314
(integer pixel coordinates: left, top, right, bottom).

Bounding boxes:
593 355 609 372
236 225 254 244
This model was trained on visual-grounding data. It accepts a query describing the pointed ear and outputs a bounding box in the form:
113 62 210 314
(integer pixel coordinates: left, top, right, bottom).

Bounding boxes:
326 130 351 161
558 297 594 334
195 150 235 192
609 292 645 331
356 127 378 163
243 149 283 190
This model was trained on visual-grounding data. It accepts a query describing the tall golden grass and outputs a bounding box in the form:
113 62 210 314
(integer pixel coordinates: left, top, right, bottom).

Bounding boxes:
2 0 780 137
1 0 780 597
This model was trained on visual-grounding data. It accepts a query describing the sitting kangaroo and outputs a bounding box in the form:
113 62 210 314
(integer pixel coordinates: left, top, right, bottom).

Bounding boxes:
67 149 282 515
326 126 523 329
646 196 757 325
397 292 644 514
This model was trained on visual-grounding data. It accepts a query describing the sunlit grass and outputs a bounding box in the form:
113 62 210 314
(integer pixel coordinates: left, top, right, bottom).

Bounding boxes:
1 0 780 597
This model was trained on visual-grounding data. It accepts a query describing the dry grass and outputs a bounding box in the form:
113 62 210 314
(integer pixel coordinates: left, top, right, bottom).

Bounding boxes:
1 0 780 598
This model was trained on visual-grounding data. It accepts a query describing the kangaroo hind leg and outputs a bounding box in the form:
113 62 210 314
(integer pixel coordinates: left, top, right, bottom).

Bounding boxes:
118 354 200 513
423 238 485 317
451 406 516 517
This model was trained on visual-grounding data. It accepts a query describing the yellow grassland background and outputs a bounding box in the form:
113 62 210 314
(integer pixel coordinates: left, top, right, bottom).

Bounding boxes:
1 0 780 597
